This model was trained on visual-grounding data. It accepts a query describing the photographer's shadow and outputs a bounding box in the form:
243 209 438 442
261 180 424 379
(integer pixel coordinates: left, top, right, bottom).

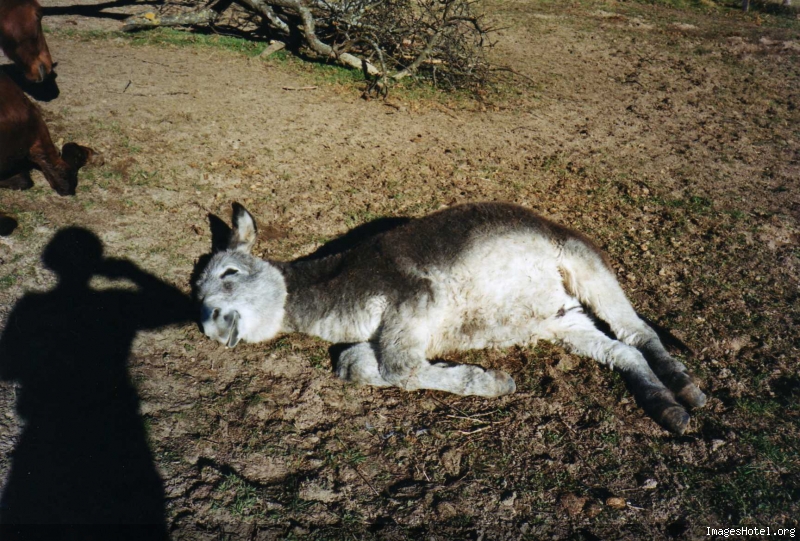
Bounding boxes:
0 228 194 534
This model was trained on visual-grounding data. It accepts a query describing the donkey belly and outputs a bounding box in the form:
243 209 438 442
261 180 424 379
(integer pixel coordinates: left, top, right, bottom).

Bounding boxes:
426 233 578 356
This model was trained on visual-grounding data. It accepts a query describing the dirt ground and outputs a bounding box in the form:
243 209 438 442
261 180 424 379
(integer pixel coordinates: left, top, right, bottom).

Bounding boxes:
0 0 798 539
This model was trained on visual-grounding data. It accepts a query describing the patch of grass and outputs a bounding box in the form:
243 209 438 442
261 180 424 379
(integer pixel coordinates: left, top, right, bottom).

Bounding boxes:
627 0 720 11
127 28 266 57
344 209 383 228
216 472 264 518
130 168 162 187
325 446 367 469
0 272 18 290
737 397 780 417
306 344 329 370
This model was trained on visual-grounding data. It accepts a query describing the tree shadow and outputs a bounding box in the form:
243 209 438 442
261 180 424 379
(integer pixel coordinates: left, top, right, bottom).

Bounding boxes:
42 0 161 21
0 227 194 537
722 0 799 16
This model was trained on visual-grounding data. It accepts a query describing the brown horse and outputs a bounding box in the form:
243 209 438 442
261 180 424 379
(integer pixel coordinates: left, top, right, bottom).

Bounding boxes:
0 0 52 82
0 71 100 195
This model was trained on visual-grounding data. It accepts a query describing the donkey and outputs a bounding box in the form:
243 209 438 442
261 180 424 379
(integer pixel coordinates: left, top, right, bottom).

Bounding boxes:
197 202 707 434
0 0 52 83
0 71 100 195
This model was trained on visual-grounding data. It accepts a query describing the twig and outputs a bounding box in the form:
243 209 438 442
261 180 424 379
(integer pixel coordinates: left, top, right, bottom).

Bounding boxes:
281 86 318 91
458 425 492 435
334 436 380 497
430 395 472 418
351 463 381 497
446 414 490 424
491 66 535 84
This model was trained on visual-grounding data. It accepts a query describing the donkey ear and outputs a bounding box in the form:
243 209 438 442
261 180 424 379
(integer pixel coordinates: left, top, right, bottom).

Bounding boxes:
229 203 258 253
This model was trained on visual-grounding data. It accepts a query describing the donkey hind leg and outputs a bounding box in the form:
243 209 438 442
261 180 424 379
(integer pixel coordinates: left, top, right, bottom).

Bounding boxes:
560 242 706 408
376 318 515 398
0 171 33 191
335 343 392 387
550 310 690 434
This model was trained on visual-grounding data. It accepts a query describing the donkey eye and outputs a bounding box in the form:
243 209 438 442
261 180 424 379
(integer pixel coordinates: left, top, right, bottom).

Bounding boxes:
221 268 239 278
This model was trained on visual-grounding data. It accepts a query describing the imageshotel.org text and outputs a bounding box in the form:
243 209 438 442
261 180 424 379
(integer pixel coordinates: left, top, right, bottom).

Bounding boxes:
707 527 796 538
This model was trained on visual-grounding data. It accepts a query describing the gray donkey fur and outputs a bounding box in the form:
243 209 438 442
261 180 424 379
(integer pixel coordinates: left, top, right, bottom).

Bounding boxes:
196 202 706 434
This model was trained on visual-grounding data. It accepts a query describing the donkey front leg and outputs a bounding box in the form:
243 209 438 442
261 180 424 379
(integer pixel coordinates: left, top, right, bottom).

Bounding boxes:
549 310 691 434
375 310 515 398
335 343 392 387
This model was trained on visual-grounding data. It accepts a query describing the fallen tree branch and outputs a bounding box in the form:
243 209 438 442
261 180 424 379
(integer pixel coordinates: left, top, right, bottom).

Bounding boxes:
236 0 289 34
122 0 495 92
122 8 220 31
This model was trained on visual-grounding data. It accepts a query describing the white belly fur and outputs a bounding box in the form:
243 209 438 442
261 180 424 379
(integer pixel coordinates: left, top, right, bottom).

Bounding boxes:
425 233 578 356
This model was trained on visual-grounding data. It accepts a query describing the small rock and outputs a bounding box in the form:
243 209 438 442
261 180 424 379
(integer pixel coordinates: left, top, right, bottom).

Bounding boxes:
642 479 658 490
558 493 587 516
711 439 725 452
260 40 287 57
606 497 627 509
298 481 341 503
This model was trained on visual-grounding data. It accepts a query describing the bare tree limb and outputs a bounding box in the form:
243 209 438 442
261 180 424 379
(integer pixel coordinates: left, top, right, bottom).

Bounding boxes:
122 8 220 31
236 0 290 34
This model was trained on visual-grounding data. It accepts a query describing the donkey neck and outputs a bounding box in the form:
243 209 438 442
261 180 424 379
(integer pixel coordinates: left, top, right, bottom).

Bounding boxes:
273 253 350 335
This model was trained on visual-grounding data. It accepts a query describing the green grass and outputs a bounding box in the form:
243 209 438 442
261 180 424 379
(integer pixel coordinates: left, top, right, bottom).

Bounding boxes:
216 472 264 518
0 272 18 290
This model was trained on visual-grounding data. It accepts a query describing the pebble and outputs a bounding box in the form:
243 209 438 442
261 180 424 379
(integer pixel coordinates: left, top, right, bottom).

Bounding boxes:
606 497 627 509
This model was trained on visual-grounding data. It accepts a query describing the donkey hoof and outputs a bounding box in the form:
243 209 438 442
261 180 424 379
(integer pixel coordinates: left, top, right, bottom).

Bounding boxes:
659 406 690 435
663 370 707 409
676 384 707 409
488 370 516 397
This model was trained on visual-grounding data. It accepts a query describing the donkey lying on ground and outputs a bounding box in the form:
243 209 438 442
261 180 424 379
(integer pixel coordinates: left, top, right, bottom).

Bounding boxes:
197 202 707 434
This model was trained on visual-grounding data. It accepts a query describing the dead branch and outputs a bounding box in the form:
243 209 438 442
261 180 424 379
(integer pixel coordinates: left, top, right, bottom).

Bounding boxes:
237 0 290 34
122 8 220 31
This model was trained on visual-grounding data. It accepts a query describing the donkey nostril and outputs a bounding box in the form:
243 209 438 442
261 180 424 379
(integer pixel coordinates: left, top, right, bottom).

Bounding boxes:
212 308 220 320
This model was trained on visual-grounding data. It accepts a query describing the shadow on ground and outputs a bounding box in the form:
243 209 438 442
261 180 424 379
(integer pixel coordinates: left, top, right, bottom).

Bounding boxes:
42 0 160 21
0 227 194 539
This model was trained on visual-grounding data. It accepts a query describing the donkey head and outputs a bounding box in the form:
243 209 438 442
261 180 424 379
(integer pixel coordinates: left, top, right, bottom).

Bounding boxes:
0 0 53 83
196 204 287 348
